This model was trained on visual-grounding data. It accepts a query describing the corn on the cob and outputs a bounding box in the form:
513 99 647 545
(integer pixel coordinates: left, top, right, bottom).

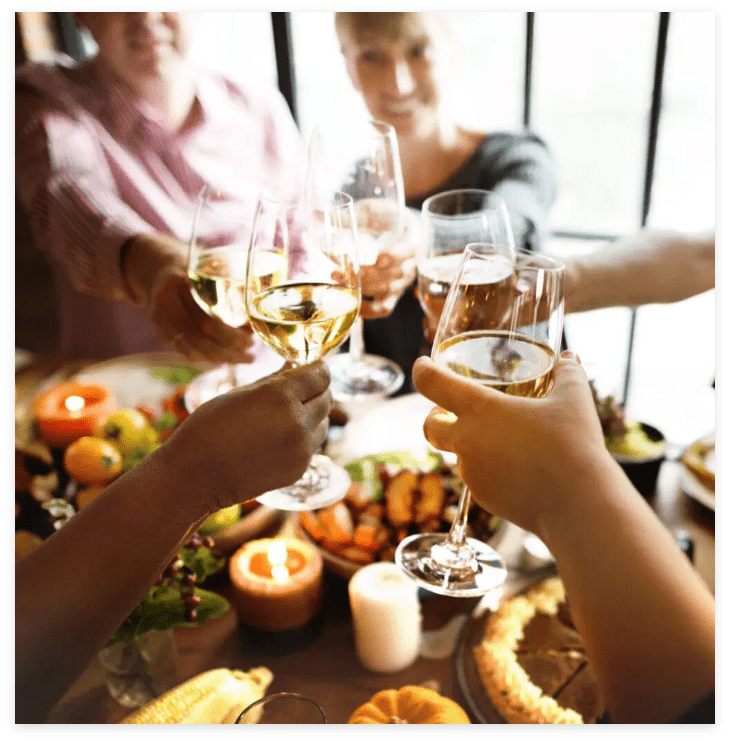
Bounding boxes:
121 666 273 724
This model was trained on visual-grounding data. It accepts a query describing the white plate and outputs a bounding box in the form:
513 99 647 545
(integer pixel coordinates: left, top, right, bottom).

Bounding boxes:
679 466 715 511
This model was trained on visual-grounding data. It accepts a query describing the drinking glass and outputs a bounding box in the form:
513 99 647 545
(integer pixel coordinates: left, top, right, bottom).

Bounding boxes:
187 186 283 400
396 245 565 596
235 692 327 724
308 120 414 400
418 189 515 344
245 192 361 511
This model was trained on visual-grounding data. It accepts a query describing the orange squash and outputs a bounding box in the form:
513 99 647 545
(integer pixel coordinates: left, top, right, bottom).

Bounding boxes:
348 686 471 724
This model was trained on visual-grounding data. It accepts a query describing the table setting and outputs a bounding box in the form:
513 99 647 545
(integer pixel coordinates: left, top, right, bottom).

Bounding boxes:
15 131 714 723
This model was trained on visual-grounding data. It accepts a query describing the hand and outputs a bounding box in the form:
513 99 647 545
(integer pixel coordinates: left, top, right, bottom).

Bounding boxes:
411 351 609 534
159 361 332 517
147 262 255 364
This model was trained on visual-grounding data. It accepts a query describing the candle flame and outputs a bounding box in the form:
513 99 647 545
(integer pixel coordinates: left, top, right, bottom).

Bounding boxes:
64 395 86 413
267 541 289 584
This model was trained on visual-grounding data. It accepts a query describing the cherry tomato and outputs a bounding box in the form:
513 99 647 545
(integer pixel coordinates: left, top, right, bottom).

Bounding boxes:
63 436 123 485
162 387 189 423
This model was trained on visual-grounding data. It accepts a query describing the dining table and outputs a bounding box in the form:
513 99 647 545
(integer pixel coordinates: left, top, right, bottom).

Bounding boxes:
14 352 715 724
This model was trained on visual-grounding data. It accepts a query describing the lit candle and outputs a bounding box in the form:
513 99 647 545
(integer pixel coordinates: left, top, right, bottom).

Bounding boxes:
348 562 422 673
228 537 323 631
33 381 117 448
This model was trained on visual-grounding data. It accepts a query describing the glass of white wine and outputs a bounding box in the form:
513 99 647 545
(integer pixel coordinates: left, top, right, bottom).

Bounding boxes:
418 189 515 344
308 119 412 401
187 186 286 401
396 244 565 596
245 191 361 511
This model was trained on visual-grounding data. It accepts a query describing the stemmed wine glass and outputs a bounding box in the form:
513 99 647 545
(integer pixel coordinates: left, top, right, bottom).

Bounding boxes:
187 186 285 403
418 189 515 344
235 692 327 724
245 191 361 511
396 244 565 596
308 119 414 401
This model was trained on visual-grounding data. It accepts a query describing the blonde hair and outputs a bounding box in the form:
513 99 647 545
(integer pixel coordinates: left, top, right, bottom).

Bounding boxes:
334 12 456 46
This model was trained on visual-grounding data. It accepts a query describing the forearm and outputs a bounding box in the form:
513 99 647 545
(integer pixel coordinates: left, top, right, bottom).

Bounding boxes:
536 454 715 723
121 233 188 305
564 230 715 313
15 449 204 722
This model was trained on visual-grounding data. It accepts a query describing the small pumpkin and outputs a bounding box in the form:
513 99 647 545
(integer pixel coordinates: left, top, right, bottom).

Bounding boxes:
348 685 471 724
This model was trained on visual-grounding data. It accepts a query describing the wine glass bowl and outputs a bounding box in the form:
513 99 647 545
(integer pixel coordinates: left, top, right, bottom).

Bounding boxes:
235 692 327 724
396 245 565 596
245 191 361 511
418 189 515 343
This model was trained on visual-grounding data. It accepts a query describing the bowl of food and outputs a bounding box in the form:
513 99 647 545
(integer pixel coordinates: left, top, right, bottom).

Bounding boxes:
592 386 666 498
297 450 506 579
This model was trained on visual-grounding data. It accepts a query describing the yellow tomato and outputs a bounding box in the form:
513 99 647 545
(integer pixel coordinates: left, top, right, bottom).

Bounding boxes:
64 436 123 485
101 409 154 453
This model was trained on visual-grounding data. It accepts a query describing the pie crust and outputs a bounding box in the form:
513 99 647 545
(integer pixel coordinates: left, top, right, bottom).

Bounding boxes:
474 576 604 724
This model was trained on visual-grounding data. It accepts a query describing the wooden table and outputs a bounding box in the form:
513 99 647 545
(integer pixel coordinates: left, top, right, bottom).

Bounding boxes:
15 356 714 723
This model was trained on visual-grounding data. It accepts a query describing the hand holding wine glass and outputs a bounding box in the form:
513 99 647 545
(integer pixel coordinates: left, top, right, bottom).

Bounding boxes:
396 244 565 596
245 191 361 510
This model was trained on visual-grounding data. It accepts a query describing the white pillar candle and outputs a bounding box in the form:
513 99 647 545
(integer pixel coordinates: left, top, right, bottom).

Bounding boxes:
348 562 422 673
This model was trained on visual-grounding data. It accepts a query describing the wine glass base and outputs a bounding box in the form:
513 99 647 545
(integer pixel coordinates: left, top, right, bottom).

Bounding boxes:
256 454 351 511
395 532 507 597
326 353 405 402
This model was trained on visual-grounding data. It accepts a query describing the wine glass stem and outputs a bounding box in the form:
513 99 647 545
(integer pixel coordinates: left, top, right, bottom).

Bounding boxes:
348 316 366 365
447 483 472 548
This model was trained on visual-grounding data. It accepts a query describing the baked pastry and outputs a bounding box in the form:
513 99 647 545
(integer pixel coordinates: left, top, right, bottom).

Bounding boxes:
474 576 605 724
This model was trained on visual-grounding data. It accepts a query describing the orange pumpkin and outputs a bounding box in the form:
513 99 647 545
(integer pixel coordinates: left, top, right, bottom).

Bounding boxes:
348 686 471 724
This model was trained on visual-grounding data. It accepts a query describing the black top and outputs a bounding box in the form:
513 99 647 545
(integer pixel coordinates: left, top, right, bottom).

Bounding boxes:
363 130 557 395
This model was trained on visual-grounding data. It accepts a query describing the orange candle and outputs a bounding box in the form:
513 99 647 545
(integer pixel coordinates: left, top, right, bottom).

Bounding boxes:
228 538 323 631
33 381 116 448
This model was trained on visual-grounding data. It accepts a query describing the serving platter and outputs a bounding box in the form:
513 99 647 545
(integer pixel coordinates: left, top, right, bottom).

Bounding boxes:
679 434 715 512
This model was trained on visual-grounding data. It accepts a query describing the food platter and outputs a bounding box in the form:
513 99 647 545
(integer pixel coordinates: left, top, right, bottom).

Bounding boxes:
298 449 507 579
20 353 280 549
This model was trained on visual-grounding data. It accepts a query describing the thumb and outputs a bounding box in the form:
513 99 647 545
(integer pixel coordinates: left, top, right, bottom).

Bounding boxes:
550 350 591 401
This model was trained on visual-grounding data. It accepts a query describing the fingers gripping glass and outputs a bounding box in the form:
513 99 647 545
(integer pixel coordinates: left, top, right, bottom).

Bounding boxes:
246 192 361 511
396 245 565 596
308 119 410 400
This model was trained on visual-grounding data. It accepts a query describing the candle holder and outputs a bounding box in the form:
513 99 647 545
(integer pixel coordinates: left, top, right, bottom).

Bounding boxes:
228 537 324 634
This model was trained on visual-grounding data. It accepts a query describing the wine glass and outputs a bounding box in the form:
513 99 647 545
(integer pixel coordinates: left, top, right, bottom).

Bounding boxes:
235 692 327 724
396 244 565 596
245 191 361 511
418 189 515 344
308 119 414 401
187 186 284 402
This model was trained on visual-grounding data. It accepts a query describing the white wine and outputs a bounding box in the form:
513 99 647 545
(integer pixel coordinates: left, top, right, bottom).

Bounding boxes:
418 253 514 339
249 282 359 364
189 249 285 327
435 330 555 398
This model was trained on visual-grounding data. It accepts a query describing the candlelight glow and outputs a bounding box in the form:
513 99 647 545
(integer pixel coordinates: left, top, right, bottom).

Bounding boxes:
64 395 86 413
268 541 290 584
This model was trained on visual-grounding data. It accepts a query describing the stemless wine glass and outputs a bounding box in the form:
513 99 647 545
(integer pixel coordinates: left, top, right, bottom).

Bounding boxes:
396 244 565 596
418 189 515 344
235 692 327 724
308 119 413 401
245 191 361 511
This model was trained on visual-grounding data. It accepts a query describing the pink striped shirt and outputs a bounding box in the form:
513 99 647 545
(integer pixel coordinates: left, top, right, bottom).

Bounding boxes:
16 53 305 361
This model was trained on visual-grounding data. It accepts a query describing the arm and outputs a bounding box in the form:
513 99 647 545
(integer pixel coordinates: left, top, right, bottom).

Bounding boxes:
563 229 715 313
15 77 253 364
15 362 332 722
412 354 714 724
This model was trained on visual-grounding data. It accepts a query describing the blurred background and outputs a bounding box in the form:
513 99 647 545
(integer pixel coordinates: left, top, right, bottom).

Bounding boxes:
16 11 715 449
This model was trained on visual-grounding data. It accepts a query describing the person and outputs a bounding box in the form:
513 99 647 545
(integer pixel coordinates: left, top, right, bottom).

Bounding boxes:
562 228 715 313
411 352 715 724
15 12 305 366
15 361 332 724
334 12 557 390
